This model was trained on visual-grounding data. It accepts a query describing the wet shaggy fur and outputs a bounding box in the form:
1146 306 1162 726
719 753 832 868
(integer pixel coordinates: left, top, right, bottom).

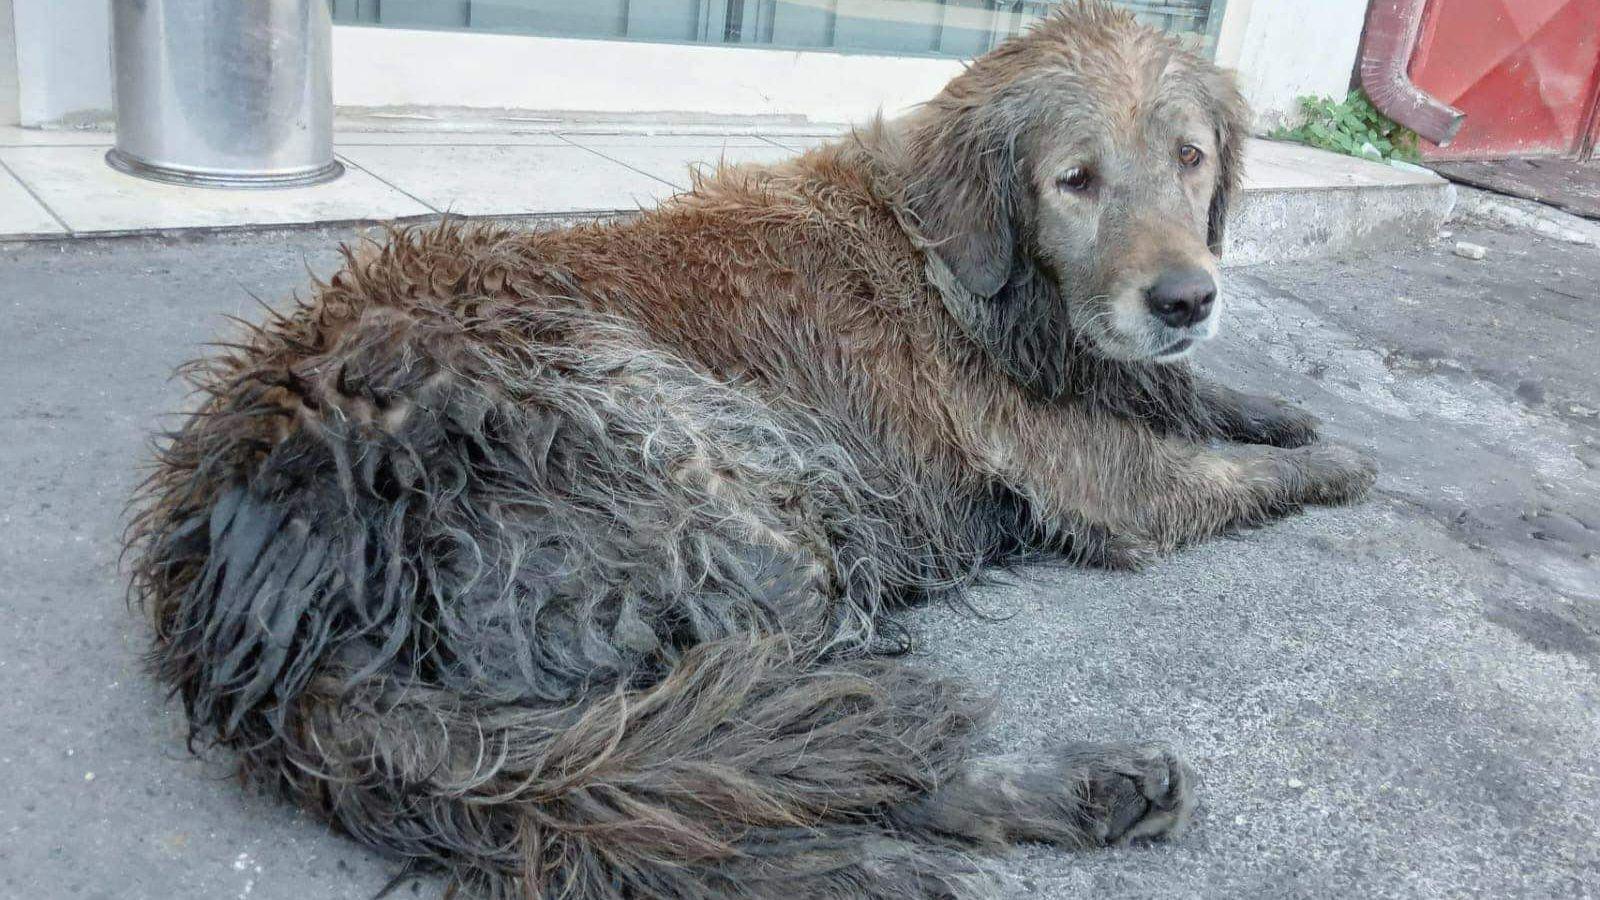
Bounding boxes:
127 5 1375 899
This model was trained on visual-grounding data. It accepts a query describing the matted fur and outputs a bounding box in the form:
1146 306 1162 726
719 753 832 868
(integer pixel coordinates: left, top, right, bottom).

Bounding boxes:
127 5 1374 898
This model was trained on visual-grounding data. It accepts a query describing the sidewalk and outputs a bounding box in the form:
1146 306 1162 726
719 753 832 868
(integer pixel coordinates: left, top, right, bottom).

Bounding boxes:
0 123 1453 265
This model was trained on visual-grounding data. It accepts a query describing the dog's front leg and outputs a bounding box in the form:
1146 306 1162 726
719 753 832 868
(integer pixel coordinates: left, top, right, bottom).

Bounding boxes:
967 407 1374 562
1130 440 1378 551
950 381 1375 565
1192 380 1320 448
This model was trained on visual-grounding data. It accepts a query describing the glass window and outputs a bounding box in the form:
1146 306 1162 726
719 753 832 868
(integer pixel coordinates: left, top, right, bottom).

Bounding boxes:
329 1 1228 58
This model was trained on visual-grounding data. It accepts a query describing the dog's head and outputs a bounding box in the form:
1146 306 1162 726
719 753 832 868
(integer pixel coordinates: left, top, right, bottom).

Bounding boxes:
896 2 1248 394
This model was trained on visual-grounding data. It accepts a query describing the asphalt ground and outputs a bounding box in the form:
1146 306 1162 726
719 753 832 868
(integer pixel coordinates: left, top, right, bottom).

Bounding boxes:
1 220 1596 898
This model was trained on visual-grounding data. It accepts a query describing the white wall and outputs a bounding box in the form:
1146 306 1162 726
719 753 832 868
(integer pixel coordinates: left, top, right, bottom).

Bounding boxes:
1212 0 1255 73
13 0 112 126
1 0 20 125
1218 0 1369 131
334 26 964 124
9 1 1368 133
336 4 1374 130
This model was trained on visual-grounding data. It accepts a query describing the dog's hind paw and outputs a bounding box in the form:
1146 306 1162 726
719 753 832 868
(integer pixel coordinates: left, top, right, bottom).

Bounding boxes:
888 743 1198 851
1060 742 1198 846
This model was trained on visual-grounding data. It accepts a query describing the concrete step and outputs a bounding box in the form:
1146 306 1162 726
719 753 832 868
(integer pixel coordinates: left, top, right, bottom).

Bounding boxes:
1225 139 1456 267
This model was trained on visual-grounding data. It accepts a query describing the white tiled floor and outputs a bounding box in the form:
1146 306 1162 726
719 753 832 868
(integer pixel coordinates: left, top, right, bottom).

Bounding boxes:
0 164 66 236
563 135 797 190
338 143 678 215
0 126 1443 239
561 134 779 148
0 146 433 233
336 131 573 147
758 133 841 153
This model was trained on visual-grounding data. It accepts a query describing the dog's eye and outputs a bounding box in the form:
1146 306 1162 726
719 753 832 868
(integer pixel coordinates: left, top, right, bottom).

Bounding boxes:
1056 167 1094 192
1178 144 1205 168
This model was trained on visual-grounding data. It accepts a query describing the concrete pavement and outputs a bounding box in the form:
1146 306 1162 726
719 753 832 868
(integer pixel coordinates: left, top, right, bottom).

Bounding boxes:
0 124 1453 268
1 217 1596 898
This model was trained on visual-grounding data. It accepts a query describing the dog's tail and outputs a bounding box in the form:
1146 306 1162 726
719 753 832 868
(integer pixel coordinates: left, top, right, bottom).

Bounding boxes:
126 268 991 898
282 637 990 898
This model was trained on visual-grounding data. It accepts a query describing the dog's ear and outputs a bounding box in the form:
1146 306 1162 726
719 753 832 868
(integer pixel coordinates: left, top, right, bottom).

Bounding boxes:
900 99 1027 298
1207 75 1251 257
1206 162 1231 257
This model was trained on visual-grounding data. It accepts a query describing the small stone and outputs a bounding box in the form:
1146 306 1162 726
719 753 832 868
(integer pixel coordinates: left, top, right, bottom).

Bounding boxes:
83 772 94 781
1287 778 1305 789
1453 241 1488 260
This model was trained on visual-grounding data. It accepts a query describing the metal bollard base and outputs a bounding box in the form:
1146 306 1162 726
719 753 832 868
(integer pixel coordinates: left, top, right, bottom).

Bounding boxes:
106 149 345 190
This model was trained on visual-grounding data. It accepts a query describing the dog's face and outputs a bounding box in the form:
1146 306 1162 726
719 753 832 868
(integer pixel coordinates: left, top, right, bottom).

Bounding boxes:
899 4 1248 391
1028 83 1229 362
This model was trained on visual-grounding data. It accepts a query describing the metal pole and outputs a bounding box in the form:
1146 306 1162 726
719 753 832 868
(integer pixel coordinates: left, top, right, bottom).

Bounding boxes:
108 0 342 189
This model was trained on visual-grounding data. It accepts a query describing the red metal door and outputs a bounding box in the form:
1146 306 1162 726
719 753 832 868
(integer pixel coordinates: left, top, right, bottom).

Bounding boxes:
1408 0 1600 159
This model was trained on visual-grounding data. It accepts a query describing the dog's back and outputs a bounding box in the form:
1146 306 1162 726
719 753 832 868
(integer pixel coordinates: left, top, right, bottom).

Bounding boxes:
129 195 1016 893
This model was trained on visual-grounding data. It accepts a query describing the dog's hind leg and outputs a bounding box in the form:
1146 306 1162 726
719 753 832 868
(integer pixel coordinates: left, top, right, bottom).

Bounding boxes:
889 743 1196 850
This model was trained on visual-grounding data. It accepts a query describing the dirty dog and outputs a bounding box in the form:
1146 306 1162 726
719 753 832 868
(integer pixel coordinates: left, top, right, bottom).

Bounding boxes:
128 4 1376 897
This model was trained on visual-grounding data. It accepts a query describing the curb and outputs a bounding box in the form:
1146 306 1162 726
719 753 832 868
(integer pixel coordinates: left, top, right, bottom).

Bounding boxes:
1449 186 1600 248
1224 180 1458 268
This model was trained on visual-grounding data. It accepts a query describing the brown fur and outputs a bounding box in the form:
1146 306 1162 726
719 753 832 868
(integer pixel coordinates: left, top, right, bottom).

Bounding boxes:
128 5 1374 898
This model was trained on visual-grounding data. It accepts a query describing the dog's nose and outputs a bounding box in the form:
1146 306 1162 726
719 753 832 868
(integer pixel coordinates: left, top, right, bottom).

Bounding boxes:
1145 269 1217 328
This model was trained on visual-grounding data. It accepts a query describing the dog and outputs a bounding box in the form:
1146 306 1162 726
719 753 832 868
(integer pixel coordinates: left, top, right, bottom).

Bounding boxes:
127 4 1376 897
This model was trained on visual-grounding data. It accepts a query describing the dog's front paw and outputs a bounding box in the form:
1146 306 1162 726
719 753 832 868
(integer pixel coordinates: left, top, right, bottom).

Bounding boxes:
1058 743 1198 846
1299 443 1378 505
1234 394 1321 448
